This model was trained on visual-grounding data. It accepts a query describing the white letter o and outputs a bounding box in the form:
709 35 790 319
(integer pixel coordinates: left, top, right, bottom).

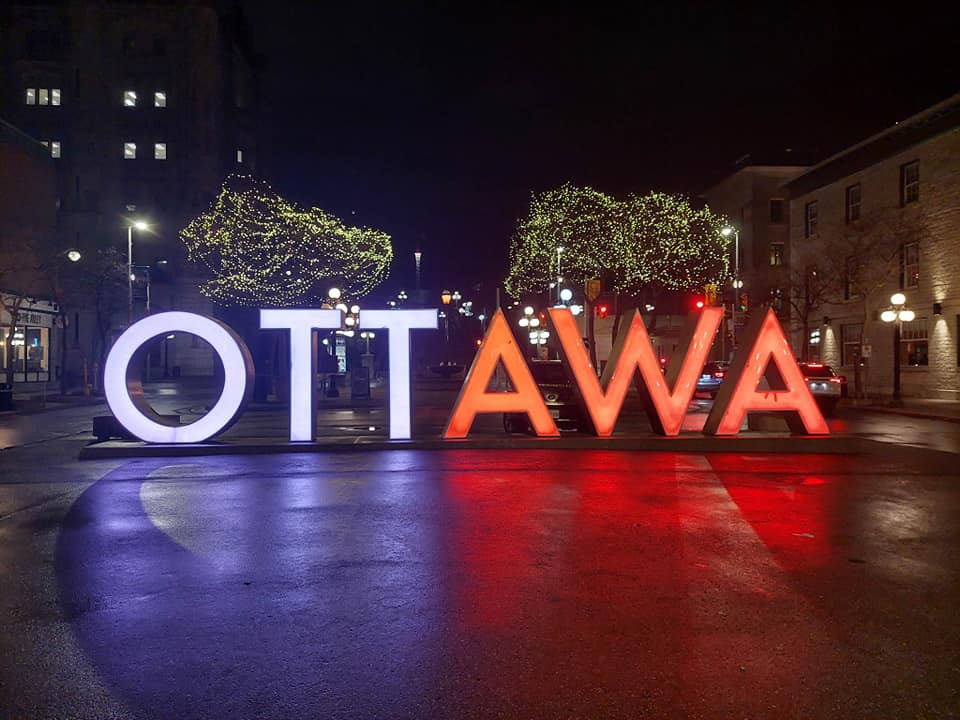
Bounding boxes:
104 312 254 443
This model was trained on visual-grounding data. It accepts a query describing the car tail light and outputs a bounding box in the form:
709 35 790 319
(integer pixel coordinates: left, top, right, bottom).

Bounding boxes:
713 371 725 378
829 377 844 384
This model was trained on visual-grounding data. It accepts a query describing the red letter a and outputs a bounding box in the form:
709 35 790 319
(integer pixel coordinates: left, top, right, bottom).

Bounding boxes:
549 307 722 436
704 308 829 435
444 310 559 439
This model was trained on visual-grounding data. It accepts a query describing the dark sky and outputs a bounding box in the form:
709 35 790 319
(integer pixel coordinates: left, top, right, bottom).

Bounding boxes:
240 1 958 301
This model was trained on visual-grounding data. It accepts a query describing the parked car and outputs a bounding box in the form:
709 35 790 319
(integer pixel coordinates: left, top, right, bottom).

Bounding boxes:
797 362 845 416
696 361 729 398
503 360 584 433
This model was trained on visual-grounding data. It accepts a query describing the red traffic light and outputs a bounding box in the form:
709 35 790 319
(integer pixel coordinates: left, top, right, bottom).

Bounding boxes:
695 299 705 309
597 304 609 318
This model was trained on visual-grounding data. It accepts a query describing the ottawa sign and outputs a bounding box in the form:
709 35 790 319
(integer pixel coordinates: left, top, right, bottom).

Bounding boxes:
104 306 828 444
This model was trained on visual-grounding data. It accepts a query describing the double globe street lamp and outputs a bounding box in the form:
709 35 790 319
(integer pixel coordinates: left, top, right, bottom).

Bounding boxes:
880 292 914 407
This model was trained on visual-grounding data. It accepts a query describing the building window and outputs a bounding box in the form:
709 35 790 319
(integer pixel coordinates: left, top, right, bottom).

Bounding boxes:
51 88 61 105
841 323 862 366
843 256 857 300
49 141 61 158
1 325 50 380
901 161 920 205
123 142 137 159
26 88 60 106
845 183 861 223
900 317 928 366
123 90 137 107
769 198 785 224
154 142 167 160
154 91 166 108
26 88 36 104
769 243 784 266
39 88 50 105
804 201 818 237
236 149 243 163
900 242 920 288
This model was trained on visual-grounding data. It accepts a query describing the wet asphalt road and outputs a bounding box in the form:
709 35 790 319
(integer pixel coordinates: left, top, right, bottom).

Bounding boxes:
1 387 960 718
1 439 959 718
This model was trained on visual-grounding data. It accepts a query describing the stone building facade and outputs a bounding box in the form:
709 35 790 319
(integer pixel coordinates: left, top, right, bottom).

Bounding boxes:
784 93 960 400
0 1 261 388
701 160 809 357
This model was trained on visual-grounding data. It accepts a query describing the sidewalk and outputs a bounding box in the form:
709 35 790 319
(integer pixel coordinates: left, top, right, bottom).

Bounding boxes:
853 398 960 423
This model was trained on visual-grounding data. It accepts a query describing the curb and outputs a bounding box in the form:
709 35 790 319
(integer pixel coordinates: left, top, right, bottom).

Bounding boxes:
78 434 864 460
858 406 960 424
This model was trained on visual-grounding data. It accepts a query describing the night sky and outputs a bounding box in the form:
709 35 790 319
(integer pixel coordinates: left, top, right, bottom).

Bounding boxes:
241 1 957 301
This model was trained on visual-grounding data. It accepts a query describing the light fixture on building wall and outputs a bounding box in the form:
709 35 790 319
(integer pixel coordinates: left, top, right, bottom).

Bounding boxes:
822 315 831 326
933 302 943 315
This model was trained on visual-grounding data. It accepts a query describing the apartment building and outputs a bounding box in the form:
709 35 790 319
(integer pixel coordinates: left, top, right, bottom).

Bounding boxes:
0 0 261 386
784 93 960 400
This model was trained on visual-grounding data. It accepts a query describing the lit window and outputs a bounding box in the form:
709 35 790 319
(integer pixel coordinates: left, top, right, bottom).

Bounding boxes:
123 90 137 107
841 323 862 366
154 91 166 108
900 317 928 366
154 142 167 160
124 142 137 159
39 88 49 105
900 242 920 289
236 149 243 163
769 243 784 266
845 183 861 223
901 161 919 205
50 141 61 158
51 88 61 106
804 200 818 238
26 88 36 105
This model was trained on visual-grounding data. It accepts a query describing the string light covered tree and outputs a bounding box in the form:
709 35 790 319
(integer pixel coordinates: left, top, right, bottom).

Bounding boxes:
181 175 393 306
506 184 730 364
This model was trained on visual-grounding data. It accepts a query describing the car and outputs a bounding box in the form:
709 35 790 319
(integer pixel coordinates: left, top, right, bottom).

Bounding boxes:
797 362 845 416
503 360 584 433
696 361 729 398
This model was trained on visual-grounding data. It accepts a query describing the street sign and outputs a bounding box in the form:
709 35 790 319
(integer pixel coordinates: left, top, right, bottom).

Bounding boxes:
585 278 601 302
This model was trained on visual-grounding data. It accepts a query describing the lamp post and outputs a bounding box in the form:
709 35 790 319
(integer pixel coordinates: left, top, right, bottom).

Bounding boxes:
721 225 741 350
126 219 149 324
556 246 564 304
880 292 914 407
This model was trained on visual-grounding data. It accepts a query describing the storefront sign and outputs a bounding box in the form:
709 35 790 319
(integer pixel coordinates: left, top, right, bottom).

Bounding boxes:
105 307 828 444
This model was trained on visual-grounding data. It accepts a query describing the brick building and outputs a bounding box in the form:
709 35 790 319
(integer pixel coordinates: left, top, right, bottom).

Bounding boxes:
0 118 61 395
784 92 960 400
0 0 261 387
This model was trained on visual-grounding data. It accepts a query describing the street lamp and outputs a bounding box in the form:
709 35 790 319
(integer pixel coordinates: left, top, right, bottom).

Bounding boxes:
126 219 150 324
66 249 82 263
327 287 342 301
441 290 452 306
721 225 741 348
559 288 573 304
881 292 915 407
556 246 564 304
360 330 376 353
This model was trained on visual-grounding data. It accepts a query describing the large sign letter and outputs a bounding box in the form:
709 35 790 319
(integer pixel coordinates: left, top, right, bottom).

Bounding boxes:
104 312 254 443
360 309 437 440
549 307 722 436
704 308 829 435
260 309 341 441
444 309 558 439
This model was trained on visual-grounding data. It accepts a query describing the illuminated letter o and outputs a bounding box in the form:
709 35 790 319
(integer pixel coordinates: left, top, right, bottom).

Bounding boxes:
104 312 254 443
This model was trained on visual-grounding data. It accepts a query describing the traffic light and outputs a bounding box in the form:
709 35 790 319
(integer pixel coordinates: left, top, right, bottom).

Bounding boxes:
694 297 705 310
739 293 748 312
597 303 609 319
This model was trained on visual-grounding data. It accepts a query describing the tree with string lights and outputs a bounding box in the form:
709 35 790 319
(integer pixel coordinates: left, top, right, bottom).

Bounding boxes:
181 175 393 307
505 184 730 367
